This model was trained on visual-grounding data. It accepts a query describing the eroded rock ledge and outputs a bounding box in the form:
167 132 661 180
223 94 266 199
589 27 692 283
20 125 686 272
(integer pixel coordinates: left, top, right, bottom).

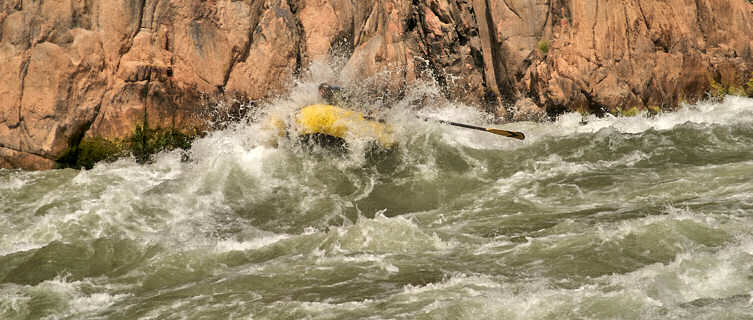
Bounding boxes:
1 0 752 170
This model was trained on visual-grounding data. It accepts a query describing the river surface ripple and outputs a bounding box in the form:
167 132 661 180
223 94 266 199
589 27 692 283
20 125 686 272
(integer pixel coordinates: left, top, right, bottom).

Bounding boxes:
2 95 753 319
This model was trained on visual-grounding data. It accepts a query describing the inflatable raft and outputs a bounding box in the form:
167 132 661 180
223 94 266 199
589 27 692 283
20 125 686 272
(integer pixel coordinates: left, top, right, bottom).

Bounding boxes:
268 104 395 148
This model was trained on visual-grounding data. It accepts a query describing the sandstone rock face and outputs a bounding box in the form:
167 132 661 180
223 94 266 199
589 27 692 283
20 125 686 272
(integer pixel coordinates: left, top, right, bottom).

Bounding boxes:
1 0 752 169
523 0 753 115
512 97 546 122
0 146 56 170
225 0 300 99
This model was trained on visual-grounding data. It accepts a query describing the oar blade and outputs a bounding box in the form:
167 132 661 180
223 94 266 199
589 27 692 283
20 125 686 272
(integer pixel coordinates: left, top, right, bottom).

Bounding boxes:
486 128 526 140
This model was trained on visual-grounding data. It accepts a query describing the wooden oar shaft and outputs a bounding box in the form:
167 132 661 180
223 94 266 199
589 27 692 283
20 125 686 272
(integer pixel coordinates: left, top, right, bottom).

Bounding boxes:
366 114 525 140
434 119 525 140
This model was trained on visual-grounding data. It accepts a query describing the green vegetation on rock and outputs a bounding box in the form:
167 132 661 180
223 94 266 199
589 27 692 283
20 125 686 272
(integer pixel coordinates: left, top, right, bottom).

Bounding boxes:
709 72 753 98
622 106 640 117
57 138 125 170
128 125 193 164
57 124 196 169
537 39 549 55
611 106 642 117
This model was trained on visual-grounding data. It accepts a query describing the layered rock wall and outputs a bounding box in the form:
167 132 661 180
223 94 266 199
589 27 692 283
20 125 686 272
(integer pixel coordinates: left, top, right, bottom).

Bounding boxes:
1 0 752 169
524 0 753 115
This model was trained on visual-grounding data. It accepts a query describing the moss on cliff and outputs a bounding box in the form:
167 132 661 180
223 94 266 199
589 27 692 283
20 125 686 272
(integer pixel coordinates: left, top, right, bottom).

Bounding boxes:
537 39 549 55
619 106 640 117
128 125 193 163
56 138 125 170
57 124 196 169
709 72 753 98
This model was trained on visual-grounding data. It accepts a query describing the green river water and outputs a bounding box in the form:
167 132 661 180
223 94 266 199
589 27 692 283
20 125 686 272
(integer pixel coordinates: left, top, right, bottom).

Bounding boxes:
1 85 753 319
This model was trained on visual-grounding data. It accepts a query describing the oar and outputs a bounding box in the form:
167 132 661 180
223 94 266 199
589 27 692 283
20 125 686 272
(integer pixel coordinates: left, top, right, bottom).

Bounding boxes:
363 113 525 140
428 118 526 140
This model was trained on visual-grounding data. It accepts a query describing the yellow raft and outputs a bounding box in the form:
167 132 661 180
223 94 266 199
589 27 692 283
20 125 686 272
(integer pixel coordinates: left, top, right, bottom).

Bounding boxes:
270 104 394 148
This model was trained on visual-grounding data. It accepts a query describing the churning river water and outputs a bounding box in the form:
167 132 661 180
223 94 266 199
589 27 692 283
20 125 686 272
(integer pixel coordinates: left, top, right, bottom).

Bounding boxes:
2 86 753 319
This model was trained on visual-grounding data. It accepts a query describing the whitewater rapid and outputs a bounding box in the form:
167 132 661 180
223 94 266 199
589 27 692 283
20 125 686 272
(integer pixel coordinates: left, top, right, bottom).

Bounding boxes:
1 88 753 319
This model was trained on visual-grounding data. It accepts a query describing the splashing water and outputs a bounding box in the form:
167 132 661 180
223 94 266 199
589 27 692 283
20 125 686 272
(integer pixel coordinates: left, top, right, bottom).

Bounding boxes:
2 79 753 319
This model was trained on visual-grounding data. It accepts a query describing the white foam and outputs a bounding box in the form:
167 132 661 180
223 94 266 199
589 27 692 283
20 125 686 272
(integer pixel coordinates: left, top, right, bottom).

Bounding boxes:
401 273 502 295
541 96 753 139
603 235 753 307
2 81 752 319
0 174 30 191
215 234 290 252
0 276 129 319
320 213 454 255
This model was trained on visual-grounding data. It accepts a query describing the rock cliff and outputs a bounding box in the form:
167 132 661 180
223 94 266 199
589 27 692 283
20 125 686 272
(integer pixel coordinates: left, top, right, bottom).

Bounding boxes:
1 0 752 169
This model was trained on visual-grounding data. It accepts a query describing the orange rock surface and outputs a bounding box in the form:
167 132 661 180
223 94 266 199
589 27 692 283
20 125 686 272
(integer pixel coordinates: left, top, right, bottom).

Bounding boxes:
1 0 752 169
